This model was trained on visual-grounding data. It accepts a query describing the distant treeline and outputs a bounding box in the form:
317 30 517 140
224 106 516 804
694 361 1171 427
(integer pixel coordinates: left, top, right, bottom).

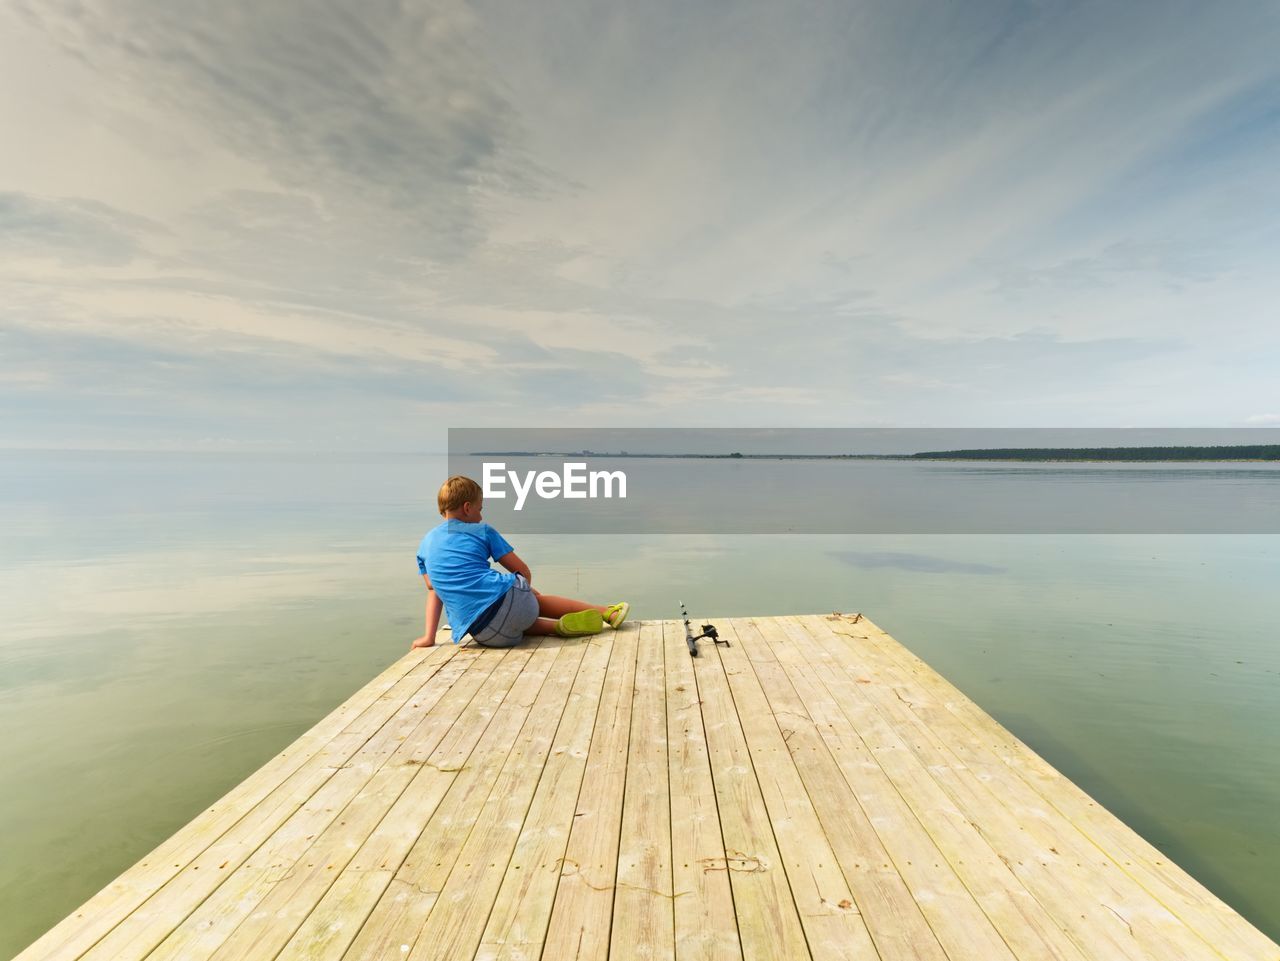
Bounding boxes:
910 445 1280 461
467 446 1280 461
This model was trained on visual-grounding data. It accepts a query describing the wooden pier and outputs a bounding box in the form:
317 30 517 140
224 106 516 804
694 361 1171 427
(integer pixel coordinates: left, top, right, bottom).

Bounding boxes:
16 614 1279 961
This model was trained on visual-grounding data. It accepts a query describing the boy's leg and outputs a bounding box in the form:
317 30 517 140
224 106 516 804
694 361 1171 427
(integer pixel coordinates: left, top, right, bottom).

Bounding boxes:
523 617 563 636
532 590 610 619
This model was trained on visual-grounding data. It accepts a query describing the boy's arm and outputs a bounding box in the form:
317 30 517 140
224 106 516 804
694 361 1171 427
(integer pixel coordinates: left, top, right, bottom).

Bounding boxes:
495 550 532 584
412 574 444 648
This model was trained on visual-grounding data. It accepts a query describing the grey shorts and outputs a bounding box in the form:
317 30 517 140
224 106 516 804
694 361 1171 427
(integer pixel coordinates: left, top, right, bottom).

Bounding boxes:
470 574 539 647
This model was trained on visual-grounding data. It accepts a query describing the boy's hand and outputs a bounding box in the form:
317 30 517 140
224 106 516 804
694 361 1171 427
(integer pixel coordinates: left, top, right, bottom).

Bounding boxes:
411 635 436 649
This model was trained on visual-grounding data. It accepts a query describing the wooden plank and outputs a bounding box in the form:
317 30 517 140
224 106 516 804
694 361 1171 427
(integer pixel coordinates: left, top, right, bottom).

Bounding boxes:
541 618 641 961
14 647 454 961
739 616 1087 961
736 616 1006 961
829 613 1280 961
801 614 1227 961
53 649 464 961
474 632 618 961
661 620 741 961
610 621 676 960
688 620 811 961
21 615 1277 961
408 636 592 961
339 638 567 961
270 643 531 961
197 643 496 961
144 646 481 961
709 620 885 961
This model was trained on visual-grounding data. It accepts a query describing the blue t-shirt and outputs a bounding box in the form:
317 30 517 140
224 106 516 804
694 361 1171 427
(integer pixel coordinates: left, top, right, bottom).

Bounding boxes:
416 520 517 642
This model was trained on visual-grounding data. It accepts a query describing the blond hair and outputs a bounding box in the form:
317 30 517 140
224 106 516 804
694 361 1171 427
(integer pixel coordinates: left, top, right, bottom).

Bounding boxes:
438 475 483 515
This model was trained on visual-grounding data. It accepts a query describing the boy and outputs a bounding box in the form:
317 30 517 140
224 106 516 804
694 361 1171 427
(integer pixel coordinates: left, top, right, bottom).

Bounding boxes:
412 475 629 649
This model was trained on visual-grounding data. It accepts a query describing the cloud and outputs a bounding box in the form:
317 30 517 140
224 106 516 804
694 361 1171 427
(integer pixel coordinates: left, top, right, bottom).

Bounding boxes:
9 0 555 260
3 0 1279 448
992 240 1224 295
0 192 163 265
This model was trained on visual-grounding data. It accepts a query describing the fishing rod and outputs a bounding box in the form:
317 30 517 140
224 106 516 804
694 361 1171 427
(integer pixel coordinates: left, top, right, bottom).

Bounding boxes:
679 601 728 657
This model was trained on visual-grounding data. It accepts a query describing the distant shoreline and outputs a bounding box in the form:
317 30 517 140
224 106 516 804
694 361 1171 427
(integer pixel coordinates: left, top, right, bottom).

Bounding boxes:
469 445 1280 463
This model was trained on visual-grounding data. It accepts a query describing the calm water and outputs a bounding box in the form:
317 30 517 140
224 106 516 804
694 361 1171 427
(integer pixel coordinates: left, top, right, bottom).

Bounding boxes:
1 450 1278 956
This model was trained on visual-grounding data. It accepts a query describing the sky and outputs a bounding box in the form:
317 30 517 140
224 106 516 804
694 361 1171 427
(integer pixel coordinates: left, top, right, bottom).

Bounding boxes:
2 0 1279 451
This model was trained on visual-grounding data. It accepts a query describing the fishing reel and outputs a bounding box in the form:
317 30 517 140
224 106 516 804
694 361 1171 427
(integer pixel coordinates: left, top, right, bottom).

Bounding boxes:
679 601 729 657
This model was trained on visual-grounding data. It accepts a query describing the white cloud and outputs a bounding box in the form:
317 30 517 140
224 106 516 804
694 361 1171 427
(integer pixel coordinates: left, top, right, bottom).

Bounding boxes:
3 0 1279 448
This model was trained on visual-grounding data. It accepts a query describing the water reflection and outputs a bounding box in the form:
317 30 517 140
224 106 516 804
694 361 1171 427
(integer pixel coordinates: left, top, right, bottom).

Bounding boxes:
831 550 1006 574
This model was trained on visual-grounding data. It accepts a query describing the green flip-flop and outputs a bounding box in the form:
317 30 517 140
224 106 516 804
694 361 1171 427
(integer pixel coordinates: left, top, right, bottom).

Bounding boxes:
556 609 605 637
605 602 630 629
